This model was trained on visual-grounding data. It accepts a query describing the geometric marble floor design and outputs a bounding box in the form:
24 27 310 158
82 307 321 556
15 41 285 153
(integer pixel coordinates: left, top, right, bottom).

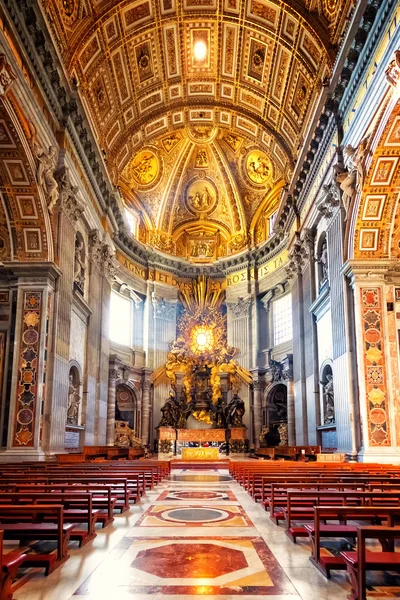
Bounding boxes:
12 467 353 600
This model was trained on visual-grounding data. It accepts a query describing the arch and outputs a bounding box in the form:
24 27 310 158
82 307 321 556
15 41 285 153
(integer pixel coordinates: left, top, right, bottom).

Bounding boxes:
115 382 140 433
351 97 400 260
0 99 53 261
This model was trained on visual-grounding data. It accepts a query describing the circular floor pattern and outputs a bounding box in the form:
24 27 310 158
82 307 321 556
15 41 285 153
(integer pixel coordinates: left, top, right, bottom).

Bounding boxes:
161 507 230 523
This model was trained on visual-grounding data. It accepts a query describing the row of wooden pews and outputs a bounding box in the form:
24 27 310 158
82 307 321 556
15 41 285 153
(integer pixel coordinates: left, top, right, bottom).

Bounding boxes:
231 460 400 600
0 458 169 599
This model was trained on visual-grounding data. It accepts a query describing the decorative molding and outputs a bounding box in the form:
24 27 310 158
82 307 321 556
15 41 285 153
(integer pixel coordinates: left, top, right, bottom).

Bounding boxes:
385 50 400 89
285 235 309 280
0 53 16 96
316 181 341 220
89 230 119 281
56 168 85 223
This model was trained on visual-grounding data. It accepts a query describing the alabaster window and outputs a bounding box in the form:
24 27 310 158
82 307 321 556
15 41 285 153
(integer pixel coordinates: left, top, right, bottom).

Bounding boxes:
273 293 292 346
110 290 132 347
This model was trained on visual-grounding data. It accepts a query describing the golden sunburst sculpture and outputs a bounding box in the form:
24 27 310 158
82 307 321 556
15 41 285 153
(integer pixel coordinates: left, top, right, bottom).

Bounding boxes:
152 275 251 402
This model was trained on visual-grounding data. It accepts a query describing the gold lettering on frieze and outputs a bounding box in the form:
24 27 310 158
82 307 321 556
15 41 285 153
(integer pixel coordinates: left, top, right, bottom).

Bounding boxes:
116 252 148 280
226 250 288 287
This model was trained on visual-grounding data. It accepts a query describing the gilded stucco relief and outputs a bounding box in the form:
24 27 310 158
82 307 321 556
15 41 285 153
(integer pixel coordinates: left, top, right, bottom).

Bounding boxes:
41 0 354 262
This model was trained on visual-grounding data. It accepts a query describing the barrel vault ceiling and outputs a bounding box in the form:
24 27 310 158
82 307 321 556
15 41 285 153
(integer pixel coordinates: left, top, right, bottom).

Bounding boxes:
41 0 354 262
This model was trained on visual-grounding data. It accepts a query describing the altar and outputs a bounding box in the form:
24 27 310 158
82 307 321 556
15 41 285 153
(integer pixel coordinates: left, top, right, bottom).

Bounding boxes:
181 447 219 460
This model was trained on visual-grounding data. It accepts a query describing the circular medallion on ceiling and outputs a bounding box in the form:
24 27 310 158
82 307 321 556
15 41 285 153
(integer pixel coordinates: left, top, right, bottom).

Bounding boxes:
130 150 160 188
186 179 218 215
245 150 272 186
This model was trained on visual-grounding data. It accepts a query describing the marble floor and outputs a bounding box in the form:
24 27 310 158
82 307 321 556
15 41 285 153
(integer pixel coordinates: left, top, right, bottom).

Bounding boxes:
11 467 353 600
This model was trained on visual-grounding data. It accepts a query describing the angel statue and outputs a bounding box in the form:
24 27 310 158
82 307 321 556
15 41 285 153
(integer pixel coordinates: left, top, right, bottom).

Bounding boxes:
30 122 59 213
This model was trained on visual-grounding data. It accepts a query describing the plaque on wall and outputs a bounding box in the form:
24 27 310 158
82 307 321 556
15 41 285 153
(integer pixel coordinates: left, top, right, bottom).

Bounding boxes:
65 429 80 449
320 428 337 451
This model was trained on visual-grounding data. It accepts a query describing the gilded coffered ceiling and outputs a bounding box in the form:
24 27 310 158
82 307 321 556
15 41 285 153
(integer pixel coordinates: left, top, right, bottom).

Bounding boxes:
41 0 354 261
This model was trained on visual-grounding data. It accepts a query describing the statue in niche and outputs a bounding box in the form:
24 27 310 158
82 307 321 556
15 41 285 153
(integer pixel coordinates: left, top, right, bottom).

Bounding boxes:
74 236 86 291
319 238 328 285
323 373 335 424
225 394 245 427
67 372 80 425
30 123 59 213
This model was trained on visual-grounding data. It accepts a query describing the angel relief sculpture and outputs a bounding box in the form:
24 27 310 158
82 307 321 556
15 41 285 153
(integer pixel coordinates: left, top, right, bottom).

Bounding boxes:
29 122 59 213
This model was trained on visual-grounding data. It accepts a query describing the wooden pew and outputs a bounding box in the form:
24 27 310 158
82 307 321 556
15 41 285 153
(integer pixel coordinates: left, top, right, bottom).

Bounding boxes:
12 484 116 526
0 529 27 600
0 505 73 574
305 506 400 578
341 525 400 600
284 490 400 541
0 492 99 547
267 483 366 526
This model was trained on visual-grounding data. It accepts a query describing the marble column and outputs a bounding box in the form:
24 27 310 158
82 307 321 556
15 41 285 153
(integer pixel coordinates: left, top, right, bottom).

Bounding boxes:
286 235 309 445
344 262 400 463
1 262 60 461
141 369 152 446
44 169 85 454
303 230 321 440
226 297 252 438
250 368 265 448
150 294 177 441
227 297 252 369
85 231 118 445
106 366 119 446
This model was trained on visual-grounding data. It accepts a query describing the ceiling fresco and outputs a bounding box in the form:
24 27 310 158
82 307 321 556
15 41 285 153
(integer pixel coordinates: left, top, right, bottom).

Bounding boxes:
41 0 355 262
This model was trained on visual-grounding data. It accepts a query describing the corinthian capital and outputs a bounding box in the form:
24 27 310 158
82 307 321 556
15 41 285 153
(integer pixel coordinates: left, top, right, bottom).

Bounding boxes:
151 293 176 321
227 297 252 319
89 230 119 281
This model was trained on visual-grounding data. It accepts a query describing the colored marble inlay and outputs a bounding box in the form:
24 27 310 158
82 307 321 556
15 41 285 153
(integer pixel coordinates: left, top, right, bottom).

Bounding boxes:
74 536 296 595
360 287 391 446
135 504 253 527
13 291 42 447
156 489 237 501
386 286 400 446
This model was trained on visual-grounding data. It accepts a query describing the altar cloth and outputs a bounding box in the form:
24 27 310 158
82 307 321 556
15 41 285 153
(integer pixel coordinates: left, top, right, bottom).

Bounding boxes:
181 447 219 460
